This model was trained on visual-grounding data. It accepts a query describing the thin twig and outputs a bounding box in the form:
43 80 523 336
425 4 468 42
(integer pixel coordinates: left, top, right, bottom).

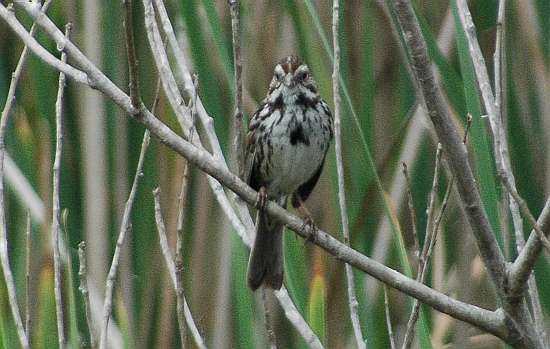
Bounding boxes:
262 289 277 349
51 22 71 348
152 188 207 349
501 179 550 251
332 0 365 347
383 286 396 349
175 251 187 349
402 113 473 349
401 145 442 349
175 158 190 349
228 0 244 178
99 129 150 349
122 0 140 108
78 242 96 348
402 162 420 262
25 210 31 338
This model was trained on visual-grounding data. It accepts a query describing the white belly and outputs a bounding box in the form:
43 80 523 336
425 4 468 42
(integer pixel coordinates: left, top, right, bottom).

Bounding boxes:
259 104 330 197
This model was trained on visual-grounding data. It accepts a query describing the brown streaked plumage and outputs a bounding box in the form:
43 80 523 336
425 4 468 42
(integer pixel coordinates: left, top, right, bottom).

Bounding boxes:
245 56 333 290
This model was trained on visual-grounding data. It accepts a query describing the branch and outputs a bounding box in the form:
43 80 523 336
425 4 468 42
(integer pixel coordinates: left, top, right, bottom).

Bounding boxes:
228 0 245 177
383 286 396 349
123 0 141 108
25 211 31 338
51 22 71 348
99 129 150 349
332 0 365 347
391 0 507 292
508 199 550 293
173 86 190 349
401 145 442 349
152 188 207 349
78 242 96 348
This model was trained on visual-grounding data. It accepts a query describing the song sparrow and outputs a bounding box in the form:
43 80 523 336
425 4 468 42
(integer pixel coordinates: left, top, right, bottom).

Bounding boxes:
245 56 333 290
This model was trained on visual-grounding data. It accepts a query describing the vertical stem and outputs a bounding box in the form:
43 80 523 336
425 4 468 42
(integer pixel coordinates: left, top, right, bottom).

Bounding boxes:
332 0 365 348
122 0 141 108
383 286 396 349
229 0 244 178
99 130 150 349
78 242 96 348
25 210 31 339
175 159 190 348
51 22 72 349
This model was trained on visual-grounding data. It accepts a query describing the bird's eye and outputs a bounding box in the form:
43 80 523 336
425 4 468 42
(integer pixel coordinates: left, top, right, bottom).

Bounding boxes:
296 70 309 81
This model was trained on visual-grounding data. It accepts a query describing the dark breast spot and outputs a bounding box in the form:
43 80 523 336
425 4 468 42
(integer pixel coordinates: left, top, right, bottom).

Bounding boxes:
290 124 310 146
296 93 319 109
271 94 284 111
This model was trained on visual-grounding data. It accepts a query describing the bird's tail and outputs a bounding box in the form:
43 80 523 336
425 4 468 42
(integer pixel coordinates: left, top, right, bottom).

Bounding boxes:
247 210 285 290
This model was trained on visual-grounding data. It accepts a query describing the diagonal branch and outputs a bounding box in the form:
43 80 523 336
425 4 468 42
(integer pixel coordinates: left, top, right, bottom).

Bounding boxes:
152 188 207 349
391 0 507 292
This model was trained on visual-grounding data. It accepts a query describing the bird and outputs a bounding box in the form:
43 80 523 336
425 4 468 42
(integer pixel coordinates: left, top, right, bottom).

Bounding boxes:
245 55 333 290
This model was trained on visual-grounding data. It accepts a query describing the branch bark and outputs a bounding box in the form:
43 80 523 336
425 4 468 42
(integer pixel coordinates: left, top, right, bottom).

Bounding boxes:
51 22 71 349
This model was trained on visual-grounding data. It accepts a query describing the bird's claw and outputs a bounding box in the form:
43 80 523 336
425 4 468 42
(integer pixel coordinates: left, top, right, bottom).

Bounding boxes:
255 186 268 211
301 216 318 244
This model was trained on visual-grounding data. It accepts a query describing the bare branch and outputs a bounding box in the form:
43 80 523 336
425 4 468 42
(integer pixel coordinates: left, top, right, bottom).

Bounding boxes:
152 188 207 349
25 210 31 338
169 97 190 349
401 145 442 349
402 162 420 262
508 197 550 280
51 22 72 348
78 242 96 348
174 93 191 347
383 286 396 349
228 0 245 177
332 0 365 347
391 0 507 292
99 129 149 349
123 0 140 108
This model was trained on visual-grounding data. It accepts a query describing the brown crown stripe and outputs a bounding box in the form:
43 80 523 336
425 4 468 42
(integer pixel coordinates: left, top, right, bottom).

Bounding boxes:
279 55 303 74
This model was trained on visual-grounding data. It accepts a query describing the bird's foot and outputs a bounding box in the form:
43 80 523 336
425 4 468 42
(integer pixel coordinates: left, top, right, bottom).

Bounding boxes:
301 215 318 244
255 186 268 211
